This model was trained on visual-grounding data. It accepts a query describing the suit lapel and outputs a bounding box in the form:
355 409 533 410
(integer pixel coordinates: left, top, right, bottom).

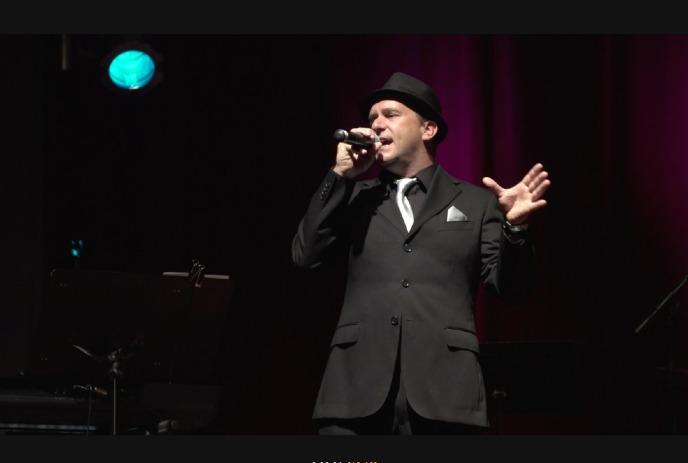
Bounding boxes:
358 177 408 237
408 165 463 237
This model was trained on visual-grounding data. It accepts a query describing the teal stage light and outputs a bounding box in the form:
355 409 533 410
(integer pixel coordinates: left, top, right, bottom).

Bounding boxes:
101 41 162 93
69 239 84 269
108 50 156 90
70 240 84 258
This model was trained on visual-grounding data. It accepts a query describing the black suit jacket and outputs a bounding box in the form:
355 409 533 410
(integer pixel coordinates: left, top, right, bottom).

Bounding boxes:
292 165 534 426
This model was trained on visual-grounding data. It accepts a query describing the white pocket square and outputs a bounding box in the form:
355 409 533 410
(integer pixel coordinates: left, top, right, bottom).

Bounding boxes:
447 205 468 222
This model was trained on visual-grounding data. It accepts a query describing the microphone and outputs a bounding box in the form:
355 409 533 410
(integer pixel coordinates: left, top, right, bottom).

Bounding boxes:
333 129 380 148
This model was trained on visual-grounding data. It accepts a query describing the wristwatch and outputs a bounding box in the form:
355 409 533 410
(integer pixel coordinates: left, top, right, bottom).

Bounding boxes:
503 220 529 234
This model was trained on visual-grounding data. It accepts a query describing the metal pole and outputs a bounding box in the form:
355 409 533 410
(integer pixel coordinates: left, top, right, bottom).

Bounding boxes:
61 34 70 71
112 375 117 435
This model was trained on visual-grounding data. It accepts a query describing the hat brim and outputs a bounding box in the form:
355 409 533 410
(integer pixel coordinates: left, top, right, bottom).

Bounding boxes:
360 89 448 143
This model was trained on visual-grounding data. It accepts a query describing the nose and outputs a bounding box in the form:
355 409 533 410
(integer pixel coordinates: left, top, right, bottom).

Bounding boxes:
370 115 385 132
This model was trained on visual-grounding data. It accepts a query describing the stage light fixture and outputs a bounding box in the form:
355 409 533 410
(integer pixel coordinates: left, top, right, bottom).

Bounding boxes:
101 42 162 93
70 240 84 258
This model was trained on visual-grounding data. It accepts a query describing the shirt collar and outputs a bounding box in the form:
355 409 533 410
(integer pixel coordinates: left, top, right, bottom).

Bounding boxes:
380 163 437 192
413 163 437 192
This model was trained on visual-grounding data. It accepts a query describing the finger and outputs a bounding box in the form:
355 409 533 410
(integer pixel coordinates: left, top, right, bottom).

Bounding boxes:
531 179 551 200
528 171 549 192
350 143 373 155
337 143 354 163
521 163 544 185
350 127 375 136
348 145 362 160
529 199 547 212
350 127 378 143
482 177 504 195
345 146 358 162
521 163 543 185
352 147 376 164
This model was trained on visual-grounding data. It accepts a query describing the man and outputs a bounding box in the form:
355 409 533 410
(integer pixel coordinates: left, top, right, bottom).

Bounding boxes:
292 72 550 434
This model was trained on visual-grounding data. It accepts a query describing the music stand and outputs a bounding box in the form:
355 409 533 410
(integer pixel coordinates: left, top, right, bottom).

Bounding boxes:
634 275 687 434
27 267 234 434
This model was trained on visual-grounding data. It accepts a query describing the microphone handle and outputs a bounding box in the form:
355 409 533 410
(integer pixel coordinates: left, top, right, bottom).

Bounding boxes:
333 129 379 148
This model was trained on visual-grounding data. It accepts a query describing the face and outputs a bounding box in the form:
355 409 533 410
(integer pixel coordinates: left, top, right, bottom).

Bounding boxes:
368 99 435 170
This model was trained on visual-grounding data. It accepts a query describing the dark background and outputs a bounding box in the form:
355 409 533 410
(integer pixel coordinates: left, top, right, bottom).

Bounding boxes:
1 34 686 434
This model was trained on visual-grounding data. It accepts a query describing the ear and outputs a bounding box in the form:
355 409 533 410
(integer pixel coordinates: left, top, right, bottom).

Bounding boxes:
421 120 438 141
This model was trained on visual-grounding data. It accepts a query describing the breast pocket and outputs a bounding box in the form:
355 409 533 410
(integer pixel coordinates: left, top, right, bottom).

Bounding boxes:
435 221 475 232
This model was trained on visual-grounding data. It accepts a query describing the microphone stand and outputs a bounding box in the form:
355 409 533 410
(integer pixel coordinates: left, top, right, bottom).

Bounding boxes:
73 343 135 435
635 274 687 433
106 341 140 435
107 347 124 435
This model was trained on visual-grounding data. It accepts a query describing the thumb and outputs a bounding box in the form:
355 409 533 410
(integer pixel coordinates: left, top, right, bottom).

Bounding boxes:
482 176 503 194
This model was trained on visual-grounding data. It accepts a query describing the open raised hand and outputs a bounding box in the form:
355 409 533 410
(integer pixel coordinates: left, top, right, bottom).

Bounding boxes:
482 163 550 224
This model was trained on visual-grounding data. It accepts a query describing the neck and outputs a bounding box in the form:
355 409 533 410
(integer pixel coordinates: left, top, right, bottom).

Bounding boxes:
385 157 435 178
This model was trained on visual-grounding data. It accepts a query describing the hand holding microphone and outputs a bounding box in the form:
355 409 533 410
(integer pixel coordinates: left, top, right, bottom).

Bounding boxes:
332 128 381 178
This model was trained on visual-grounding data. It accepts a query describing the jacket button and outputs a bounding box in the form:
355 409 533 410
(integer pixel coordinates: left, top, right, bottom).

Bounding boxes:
390 316 399 326
401 279 410 288
403 242 412 252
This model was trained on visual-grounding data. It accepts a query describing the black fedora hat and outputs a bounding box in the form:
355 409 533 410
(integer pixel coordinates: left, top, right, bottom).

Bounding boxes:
360 71 448 143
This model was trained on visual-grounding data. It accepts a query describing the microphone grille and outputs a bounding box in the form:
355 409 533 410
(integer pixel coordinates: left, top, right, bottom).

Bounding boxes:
333 129 348 141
